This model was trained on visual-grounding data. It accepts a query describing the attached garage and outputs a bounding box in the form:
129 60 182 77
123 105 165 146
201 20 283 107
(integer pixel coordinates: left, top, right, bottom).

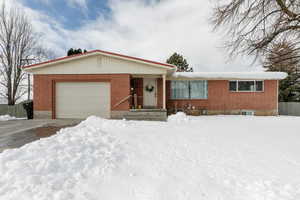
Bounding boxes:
55 82 111 119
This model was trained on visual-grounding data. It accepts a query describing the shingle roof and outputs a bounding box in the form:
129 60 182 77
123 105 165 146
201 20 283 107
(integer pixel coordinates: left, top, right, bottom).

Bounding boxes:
23 50 176 70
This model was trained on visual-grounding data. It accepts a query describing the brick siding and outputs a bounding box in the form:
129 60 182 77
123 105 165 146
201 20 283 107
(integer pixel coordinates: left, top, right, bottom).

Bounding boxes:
167 80 278 113
34 75 278 119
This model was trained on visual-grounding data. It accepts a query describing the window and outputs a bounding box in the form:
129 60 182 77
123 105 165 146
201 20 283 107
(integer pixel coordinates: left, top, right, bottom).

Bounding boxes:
190 81 208 99
229 80 264 92
238 81 255 91
171 80 208 99
229 81 237 91
171 81 189 99
241 110 255 115
256 81 263 91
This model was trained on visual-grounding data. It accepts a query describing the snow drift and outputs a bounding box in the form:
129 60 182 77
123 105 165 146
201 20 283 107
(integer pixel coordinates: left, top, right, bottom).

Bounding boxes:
0 115 17 121
0 115 300 200
0 116 126 199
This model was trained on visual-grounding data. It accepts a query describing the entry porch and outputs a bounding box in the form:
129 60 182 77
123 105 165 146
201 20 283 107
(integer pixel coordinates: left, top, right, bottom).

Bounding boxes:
112 75 168 121
130 75 167 110
129 75 167 121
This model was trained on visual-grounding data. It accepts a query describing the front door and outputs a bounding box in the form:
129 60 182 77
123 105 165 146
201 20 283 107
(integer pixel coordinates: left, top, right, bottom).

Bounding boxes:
143 78 157 108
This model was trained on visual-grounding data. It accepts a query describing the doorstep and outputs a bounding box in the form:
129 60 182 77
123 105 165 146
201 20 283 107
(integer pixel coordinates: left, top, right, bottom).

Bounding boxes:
125 109 167 121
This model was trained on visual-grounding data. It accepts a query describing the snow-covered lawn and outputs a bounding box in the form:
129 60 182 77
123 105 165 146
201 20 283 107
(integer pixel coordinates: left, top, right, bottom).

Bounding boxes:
0 114 300 200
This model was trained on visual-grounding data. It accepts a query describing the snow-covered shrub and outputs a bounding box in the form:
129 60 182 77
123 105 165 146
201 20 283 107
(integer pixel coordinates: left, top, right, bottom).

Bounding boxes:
168 112 190 123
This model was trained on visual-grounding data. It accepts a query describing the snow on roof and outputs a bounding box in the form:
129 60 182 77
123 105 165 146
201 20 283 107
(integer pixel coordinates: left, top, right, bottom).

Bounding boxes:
171 72 288 80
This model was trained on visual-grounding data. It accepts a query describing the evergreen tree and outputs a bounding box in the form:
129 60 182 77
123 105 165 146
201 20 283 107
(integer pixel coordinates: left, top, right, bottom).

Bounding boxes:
166 53 193 72
263 41 300 102
67 48 87 56
67 48 74 56
77 48 82 54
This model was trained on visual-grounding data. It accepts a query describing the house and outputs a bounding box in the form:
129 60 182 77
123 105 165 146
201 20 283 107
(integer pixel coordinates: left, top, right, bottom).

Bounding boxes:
23 50 287 120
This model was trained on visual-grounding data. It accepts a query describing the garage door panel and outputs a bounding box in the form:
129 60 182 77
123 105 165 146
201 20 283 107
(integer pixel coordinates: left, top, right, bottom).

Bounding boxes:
56 82 110 119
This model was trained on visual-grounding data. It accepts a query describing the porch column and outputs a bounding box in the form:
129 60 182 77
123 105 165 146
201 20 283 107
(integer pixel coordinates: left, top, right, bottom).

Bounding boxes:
163 74 166 109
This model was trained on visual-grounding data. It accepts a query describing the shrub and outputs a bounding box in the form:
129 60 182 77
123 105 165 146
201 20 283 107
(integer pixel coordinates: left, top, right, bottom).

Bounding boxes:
22 100 33 119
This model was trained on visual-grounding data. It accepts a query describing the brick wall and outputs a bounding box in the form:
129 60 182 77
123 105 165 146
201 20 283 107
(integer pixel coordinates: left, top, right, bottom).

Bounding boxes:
33 74 131 118
34 75 278 118
167 80 278 114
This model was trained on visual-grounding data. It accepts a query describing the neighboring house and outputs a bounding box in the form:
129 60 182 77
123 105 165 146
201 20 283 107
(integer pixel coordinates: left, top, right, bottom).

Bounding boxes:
23 50 287 120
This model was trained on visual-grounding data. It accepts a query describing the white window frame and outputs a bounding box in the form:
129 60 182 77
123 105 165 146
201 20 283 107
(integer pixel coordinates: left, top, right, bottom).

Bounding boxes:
229 80 264 92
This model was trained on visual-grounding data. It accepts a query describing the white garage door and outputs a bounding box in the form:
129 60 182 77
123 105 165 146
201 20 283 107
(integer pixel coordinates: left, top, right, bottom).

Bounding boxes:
56 82 110 119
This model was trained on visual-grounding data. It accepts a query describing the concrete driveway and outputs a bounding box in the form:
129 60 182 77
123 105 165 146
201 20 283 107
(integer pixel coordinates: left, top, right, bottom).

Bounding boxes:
0 119 81 152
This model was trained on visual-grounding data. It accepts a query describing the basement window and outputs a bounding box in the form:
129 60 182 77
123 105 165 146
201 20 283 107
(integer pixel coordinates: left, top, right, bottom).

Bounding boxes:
241 110 255 116
229 80 264 92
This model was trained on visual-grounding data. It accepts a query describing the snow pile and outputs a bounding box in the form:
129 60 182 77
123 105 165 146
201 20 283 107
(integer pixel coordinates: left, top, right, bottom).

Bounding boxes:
0 115 300 199
0 116 126 200
172 71 288 80
0 115 16 121
168 112 190 123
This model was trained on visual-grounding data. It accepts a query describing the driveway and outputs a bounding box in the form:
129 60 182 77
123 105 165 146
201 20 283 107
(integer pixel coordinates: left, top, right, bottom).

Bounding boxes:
0 119 81 152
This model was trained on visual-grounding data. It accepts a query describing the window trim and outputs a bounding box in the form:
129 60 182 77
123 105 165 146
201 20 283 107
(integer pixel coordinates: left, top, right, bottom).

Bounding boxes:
229 80 264 92
170 80 208 100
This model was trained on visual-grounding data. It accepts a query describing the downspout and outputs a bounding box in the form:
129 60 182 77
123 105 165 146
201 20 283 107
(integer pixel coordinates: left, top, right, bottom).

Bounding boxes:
163 74 166 110
277 80 279 115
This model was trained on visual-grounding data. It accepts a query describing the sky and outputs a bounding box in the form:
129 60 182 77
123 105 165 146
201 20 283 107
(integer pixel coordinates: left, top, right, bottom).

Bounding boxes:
4 0 262 72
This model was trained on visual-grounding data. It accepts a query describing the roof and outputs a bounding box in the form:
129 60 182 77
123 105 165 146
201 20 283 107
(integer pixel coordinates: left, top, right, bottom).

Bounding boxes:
23 50 176 70
170 72 288 80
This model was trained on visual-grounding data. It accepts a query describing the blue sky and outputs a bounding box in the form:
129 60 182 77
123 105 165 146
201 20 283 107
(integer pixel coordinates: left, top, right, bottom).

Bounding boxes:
6 0 259 72
20 0 111 29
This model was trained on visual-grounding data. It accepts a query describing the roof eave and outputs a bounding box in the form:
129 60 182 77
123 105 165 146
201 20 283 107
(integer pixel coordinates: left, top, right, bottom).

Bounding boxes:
23 50 176 72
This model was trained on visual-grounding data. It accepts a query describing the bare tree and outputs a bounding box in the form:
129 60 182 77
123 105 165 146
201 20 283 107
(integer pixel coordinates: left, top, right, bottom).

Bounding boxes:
212 0 300 62
0 2 41 105
22 48 56 101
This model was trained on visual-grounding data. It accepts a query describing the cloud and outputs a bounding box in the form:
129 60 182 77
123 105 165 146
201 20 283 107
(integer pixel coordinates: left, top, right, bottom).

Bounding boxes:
13 0 261 72
66 0 88 12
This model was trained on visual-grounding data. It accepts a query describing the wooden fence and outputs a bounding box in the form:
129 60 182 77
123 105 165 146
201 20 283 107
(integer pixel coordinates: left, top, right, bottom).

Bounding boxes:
279 102 300 116
0 104 27 118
